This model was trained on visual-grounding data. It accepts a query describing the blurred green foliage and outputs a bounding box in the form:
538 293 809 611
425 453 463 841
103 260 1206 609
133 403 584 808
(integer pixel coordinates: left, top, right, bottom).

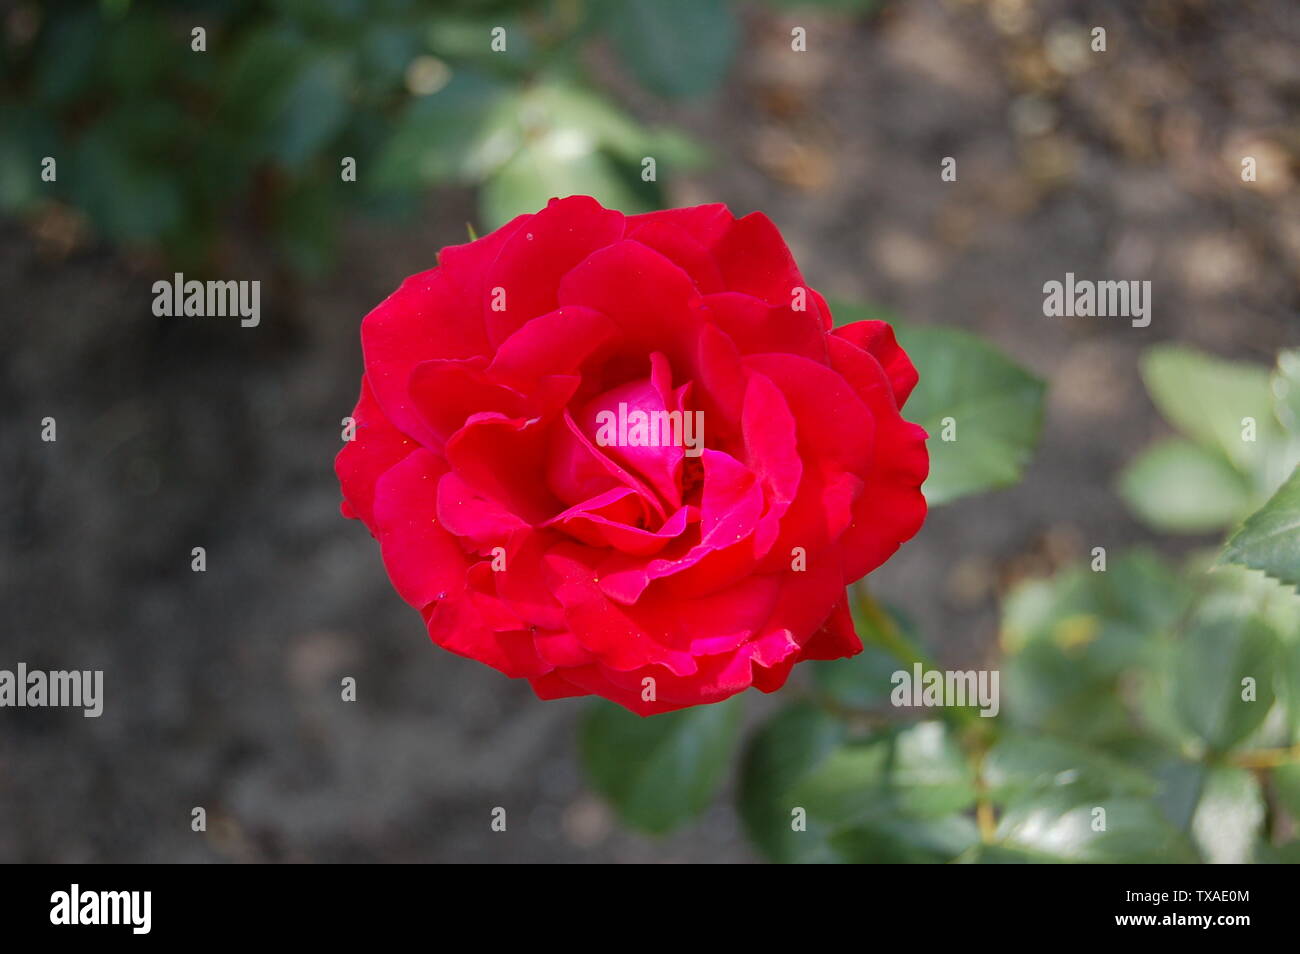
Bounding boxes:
1120 346 1300 535
3 0 784 272
582 344 1300 863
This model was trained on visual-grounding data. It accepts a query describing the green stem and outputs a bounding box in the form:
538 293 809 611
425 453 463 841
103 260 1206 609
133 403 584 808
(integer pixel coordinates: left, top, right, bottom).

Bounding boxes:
1230 743 1300 770
855 588 933 669
853 586 988 735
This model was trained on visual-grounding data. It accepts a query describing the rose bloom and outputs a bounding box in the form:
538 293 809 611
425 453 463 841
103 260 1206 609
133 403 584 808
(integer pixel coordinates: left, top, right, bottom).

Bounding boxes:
337 197 927 715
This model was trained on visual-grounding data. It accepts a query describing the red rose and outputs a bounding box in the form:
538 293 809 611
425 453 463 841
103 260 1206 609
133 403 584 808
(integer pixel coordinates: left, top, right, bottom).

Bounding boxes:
336 196 928 715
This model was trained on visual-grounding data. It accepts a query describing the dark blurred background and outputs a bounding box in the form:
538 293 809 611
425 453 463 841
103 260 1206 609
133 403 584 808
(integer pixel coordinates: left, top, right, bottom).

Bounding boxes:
1 0 1297 861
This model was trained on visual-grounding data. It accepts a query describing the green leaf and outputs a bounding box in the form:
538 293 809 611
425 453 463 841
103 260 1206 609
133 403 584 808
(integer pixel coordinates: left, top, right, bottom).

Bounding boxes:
1190 767 1265 864
810 645 900 711
103 15 174 95
70 124 183 242
1142 564 1300 748
1119 438 1254 533
1001 550 1189 657
34 9 100 105
1169 597 1278 752
426 15 535 71
829 813 978 864
480 134 648 228
789 721 976 824
0 107 58 211
824 299 904 328
370 72 515 192
1141 345 1278 474
753 720 978 864
983 734 1159 806
272 179 339 277
737 704 845 862
962 844 1063 863
467 81 688 226
893 325 1045 505
1208 563 1300 733
1273 763 1300 819
1151 758 1210 831
1273 349 1300 433
602 0 738 98
220 29 353 167
994 792 1199 862
267 50 354 166
1278 637 1300 735
526 84 707 168
580 696 742 834
1255 839 1300 863
358 24 422 93
1201 558 1300 642
999 551 1190 742
1221 466 1300 589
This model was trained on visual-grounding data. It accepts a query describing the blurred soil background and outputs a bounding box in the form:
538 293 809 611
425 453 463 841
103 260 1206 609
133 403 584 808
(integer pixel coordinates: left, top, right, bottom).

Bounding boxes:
1 0 1297 861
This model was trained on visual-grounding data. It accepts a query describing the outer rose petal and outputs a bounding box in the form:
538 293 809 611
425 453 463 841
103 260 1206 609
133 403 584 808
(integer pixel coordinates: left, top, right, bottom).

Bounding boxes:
487 306 620 393
625 204 734 246
361 267 488 447
833 319 920 407
625 219 725 294
484 196 625 345
371 449 469 609
408 357 525 444
436 213 528 286
794 597 861 662
742 352 875 475
336 375 417 531
826 334 929 580
423 595 550 679
703 291 827 363
710 211 807 307
558 239 703 372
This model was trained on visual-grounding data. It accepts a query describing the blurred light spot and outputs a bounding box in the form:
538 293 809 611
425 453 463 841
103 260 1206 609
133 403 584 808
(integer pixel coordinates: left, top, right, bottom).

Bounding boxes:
562 795 612 848
404 56 450 97
1010 94 1057 137
1044 23 1091 75
989 0 1033 35
544 127 596 160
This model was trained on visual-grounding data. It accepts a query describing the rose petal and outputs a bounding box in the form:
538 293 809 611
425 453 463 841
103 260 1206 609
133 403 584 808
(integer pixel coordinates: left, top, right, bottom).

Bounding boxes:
704 291 827 363
833 319 920 407
335 375 418 530
826 335 929 580
487 305 620 393
372 448 469 609
558 239 703 372
484 196 625 345
710 211 807 308
361 267 488 446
